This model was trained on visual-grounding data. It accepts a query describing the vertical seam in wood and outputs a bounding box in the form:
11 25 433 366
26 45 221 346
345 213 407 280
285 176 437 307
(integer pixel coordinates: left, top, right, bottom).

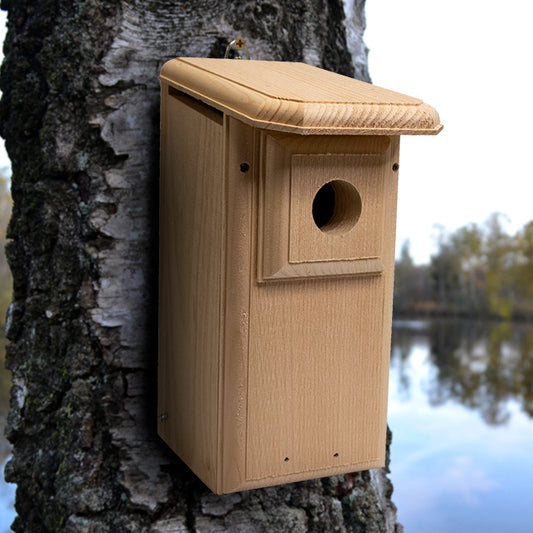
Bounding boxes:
216 115 230 493
256 132 266 283
244 127 261 481
379 137 397 449
288 155 296 268
158 84 166 430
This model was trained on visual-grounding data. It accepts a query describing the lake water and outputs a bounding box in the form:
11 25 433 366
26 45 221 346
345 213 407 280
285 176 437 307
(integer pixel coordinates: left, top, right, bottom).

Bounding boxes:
0 335 15 533
0 320 531 530
389 319 533 532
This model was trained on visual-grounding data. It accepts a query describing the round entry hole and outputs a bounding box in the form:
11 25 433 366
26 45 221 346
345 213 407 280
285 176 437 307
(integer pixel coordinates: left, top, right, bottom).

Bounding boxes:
312 180 361 234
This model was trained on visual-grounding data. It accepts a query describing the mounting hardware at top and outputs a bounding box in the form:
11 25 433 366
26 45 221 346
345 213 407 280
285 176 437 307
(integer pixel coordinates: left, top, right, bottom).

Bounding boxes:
224 38 251 60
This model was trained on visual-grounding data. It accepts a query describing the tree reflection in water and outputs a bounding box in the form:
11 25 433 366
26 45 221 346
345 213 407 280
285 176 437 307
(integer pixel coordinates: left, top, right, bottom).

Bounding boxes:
391 320 533 426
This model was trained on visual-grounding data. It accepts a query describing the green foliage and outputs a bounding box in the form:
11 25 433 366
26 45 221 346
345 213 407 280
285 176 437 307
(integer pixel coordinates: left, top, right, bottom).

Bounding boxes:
0 169 12 327
394 241 433 312
395 213 533 320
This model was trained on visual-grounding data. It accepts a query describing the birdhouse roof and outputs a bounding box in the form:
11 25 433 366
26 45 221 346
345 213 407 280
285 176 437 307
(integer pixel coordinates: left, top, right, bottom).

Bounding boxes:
160 58 442 135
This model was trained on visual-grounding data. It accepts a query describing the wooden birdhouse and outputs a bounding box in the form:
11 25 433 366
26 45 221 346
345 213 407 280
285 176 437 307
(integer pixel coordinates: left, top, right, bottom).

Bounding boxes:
158 58 442 494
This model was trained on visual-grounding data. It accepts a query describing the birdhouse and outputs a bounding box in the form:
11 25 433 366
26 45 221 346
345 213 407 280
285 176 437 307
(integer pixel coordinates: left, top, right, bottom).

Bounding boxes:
158 58 442 494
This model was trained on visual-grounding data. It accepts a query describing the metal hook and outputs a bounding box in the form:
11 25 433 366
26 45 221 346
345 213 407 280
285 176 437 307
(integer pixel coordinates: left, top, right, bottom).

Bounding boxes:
224 38 251 60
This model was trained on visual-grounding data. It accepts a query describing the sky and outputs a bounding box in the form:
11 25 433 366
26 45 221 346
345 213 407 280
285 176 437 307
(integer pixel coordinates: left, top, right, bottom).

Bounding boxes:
364 0 533 263
0 10 7 178
1 4 532 263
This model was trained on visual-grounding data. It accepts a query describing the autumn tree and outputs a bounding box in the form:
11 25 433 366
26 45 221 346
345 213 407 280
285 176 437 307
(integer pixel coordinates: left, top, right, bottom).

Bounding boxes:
393 241 432 315
513 221 533 315
397 214 533 319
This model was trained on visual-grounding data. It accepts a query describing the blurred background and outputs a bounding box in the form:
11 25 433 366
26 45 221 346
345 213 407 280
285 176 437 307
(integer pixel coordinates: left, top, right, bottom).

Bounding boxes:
0 1 532 531
0 7 15 531
365 0 533 265
365 1 533 531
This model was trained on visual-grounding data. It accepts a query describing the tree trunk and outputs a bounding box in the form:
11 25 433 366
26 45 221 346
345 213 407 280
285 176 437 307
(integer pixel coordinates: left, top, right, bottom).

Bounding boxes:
0 0 400 531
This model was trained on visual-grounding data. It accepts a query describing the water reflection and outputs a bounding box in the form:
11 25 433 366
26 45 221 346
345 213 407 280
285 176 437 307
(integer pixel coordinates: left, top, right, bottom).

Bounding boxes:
392 320 533 425
0 334 15 531
389 319 533 533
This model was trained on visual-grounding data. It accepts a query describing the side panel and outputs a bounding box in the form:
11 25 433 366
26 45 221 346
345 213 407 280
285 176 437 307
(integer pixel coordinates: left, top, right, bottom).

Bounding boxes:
158 85 224 491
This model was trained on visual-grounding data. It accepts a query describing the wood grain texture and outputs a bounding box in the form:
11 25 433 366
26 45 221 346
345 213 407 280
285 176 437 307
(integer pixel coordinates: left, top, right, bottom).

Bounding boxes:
160 58 443 135
220 122 398 492
259 134 391 281
219 117 256 492
158 68 405 493
243 136 399 487
246 276 386 481
158 85 224 490
289 154 385 262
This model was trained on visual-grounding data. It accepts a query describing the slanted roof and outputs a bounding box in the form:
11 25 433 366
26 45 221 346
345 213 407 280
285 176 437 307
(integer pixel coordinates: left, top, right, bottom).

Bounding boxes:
160 58 442 135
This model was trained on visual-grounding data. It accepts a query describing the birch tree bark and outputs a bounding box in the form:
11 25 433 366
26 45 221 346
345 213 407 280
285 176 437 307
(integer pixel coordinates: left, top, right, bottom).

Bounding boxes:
0 1 400 531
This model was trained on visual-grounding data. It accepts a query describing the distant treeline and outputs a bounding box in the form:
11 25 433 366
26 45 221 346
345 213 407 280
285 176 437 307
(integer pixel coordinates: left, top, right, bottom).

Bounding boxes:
394 213 533 321
0 171 11 327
